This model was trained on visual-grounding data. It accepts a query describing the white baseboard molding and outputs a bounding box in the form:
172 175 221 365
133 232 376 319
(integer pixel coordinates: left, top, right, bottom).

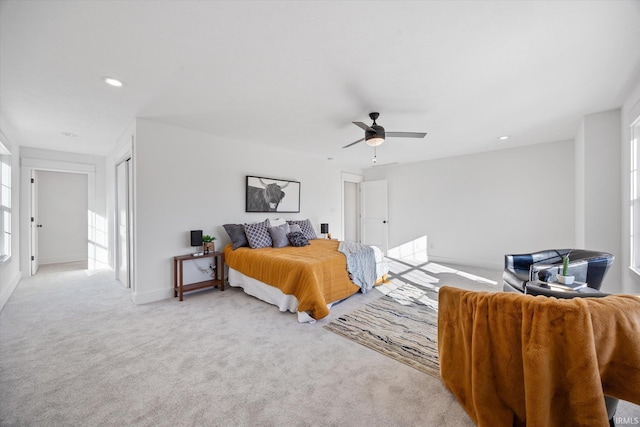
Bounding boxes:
0 270 22 312
427 255 502 272
132 287 174 305
39 255 87 265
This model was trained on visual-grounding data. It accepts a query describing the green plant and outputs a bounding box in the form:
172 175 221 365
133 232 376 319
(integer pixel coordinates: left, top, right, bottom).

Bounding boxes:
562 255 570 276
202 235 216 243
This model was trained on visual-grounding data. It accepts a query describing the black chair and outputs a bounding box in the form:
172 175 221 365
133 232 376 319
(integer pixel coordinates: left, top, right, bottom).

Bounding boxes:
503 249 614 293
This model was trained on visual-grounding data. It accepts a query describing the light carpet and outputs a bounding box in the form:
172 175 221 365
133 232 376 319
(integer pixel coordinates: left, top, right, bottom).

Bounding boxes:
324 283 440 379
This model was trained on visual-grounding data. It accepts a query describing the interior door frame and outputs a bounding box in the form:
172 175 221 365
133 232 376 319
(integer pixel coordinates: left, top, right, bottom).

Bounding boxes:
30 170 39 275
20 158 95 277
341 172 363 242
115 155 133 289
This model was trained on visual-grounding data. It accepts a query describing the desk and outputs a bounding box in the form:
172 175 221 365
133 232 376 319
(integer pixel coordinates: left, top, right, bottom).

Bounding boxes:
174 252 225 301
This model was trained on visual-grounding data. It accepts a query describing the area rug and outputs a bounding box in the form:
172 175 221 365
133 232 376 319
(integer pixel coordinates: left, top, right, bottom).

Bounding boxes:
324 283 440 379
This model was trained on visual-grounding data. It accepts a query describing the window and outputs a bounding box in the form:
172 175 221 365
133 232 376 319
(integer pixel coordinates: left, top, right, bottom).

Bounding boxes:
630 117 640 273
0 140 11 262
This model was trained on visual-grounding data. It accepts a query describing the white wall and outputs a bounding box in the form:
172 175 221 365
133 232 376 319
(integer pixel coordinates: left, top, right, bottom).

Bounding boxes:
621 77 640 294
364 140 575 270
574 123 585 248
132 119 362 304
0 130 21 311
37 171 88 265
575 109 622 292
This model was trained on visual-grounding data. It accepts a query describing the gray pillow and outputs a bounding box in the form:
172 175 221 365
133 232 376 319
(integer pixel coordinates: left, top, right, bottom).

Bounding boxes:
287 219 317 240
288 223 301 233
268 223 291 248
223 223 249 249
244 220 273 249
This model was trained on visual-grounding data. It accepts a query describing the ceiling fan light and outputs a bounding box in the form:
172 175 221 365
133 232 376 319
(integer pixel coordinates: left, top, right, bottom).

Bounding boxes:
365 137 385 147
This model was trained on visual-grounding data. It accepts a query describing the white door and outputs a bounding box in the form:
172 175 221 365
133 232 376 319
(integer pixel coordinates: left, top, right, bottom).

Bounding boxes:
115 158 131 288
361 180 388 254
30 170 39 275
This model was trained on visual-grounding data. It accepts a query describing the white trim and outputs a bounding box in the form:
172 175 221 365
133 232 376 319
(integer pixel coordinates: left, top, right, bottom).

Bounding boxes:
132 287 173 305
0 269 21 311
21 158 95 173
39 255 87 265
427 254 504 272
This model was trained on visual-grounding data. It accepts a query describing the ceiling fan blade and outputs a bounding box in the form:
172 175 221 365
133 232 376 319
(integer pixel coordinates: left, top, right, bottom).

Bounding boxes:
386 131 427 138
343 137 365 148
353 121 374 132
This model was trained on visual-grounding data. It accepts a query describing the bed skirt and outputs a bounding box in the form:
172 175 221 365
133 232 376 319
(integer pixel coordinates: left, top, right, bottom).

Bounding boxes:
228 267 323 323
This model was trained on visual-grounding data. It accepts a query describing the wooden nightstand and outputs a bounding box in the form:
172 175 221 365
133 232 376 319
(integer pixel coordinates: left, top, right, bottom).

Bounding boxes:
173 252 225 301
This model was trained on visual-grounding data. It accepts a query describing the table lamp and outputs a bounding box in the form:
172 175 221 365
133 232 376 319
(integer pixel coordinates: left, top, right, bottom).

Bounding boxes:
190 230 203 255
321 223 329 239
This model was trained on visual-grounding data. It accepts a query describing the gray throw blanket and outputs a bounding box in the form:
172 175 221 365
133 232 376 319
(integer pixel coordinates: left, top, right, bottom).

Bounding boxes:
338 241 376 293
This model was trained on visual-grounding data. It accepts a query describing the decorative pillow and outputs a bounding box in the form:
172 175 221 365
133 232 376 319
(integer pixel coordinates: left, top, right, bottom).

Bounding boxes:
287 231 309 247
223 224 249 250
267 218 287 228
288 223 302 233
287 219 317 240
244 220 273 249
268 223 291 248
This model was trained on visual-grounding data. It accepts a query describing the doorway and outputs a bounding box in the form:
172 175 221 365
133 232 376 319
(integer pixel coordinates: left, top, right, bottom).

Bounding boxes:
342 173 363 242
20 158 96 277
115 157 133 289
35 170 88 271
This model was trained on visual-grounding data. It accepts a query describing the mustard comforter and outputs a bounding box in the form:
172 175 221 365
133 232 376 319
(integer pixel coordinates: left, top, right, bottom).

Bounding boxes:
224 239 360 320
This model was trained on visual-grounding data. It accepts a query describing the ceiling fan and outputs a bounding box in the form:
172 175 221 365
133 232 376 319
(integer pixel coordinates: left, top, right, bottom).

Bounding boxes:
343 112 427 148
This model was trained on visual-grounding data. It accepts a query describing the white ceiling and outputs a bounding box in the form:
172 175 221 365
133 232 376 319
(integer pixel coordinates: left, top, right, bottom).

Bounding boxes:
1 1 640 169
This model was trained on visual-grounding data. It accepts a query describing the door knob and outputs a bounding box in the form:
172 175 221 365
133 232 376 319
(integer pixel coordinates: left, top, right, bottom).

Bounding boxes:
36 224 43 228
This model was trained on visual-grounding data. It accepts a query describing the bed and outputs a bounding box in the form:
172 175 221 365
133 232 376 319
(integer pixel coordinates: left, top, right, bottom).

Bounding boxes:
224 239 388 323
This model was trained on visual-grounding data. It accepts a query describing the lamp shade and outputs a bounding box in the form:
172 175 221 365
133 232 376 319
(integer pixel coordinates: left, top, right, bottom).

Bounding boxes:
365 136 385 147
320 223 329 234
190 230 203 247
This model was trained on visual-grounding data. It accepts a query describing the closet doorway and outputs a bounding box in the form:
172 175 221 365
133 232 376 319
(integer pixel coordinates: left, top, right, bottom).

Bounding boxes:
342 173 362 243
115 157 133 290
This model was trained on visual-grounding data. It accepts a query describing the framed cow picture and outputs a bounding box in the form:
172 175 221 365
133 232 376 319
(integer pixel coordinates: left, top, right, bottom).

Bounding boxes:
246 176 301 213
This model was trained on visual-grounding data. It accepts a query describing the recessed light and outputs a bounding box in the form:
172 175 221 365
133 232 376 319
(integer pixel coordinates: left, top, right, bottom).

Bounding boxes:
498 135 510 140
102 76 124 87
61 132 78 137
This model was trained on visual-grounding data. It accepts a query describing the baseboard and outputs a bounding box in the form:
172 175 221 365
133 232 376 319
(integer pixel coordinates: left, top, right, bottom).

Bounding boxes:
427 255 502 272
0 270 22 312
132 287 174 305
39 255 87 265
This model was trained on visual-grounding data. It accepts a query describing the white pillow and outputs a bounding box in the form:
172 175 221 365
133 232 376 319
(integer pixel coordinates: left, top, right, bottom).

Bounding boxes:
267 218 286 228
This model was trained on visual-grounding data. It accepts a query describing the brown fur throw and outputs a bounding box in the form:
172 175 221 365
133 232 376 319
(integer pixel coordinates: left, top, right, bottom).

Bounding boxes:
437 286 640 427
